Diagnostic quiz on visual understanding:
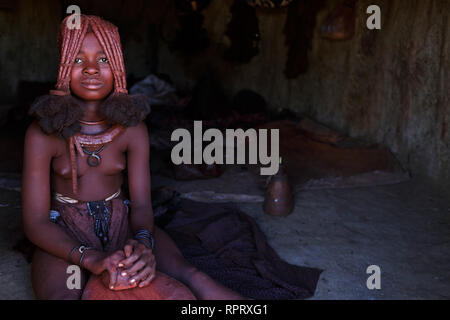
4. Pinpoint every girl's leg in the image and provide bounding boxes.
[152,226,245,300]
[31,248,88,300]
